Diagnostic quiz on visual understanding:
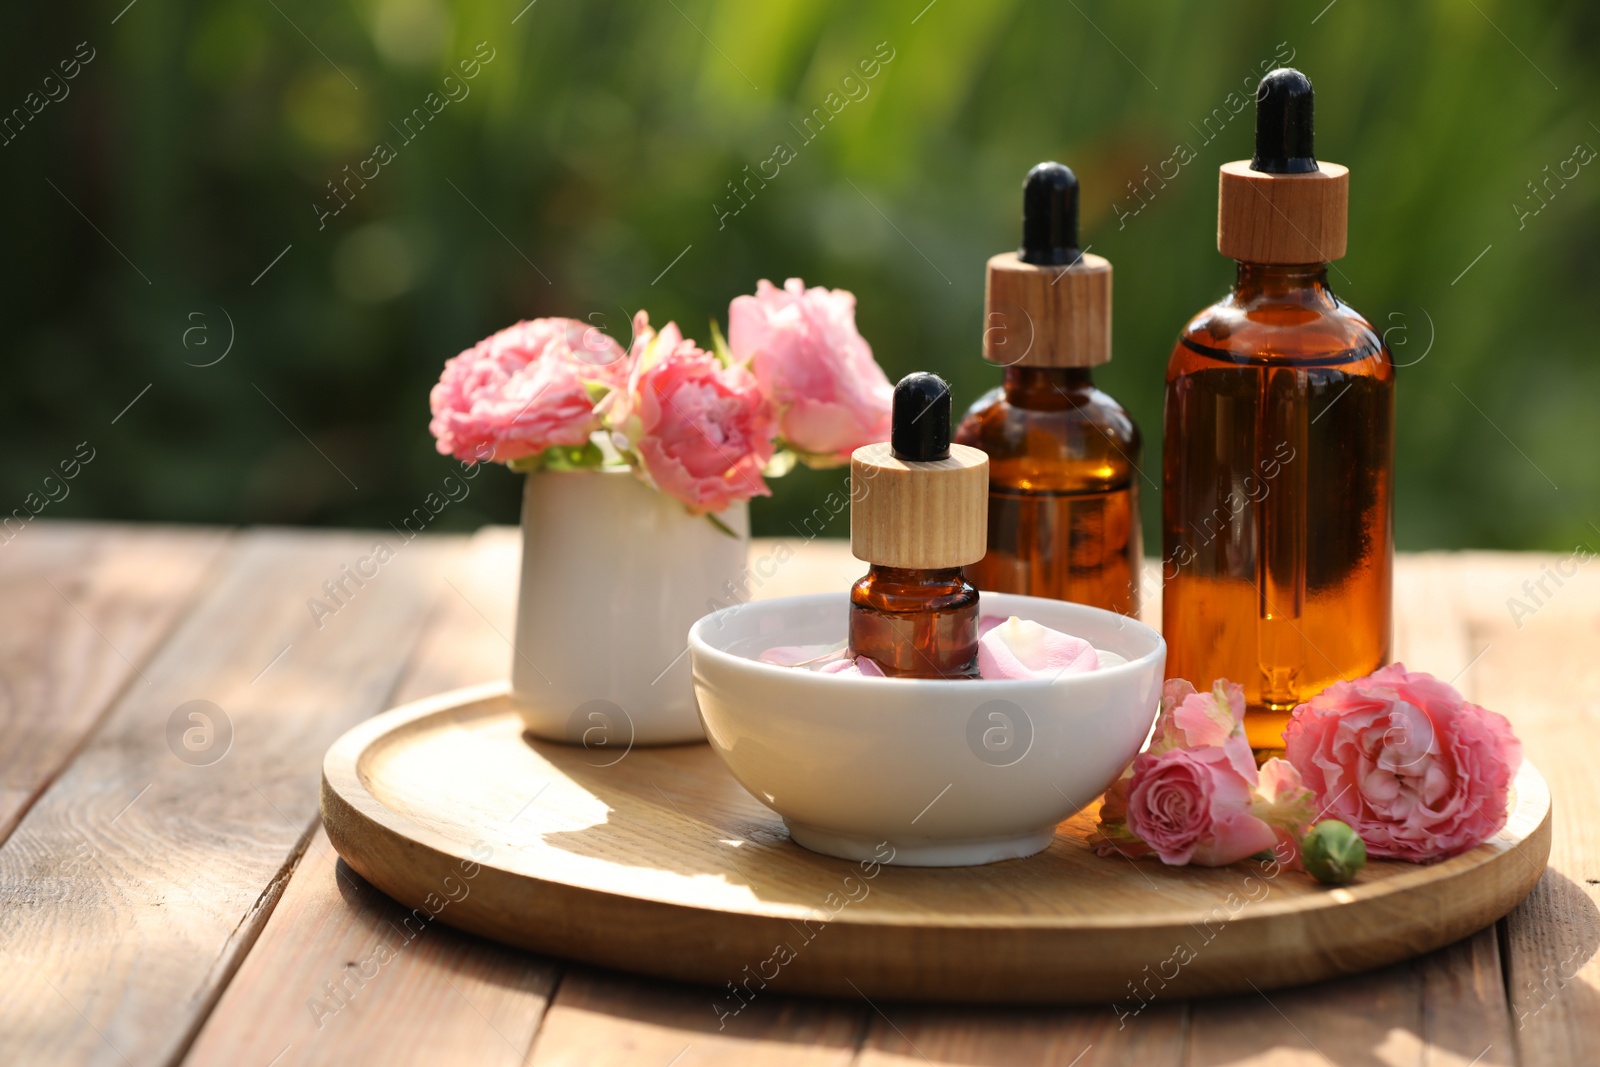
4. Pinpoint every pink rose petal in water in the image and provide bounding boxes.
[759,643,886,676]
[976,616,1099,680]
[819,655,886,677]
[763,616,1104,681]
[758,644,846,668]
